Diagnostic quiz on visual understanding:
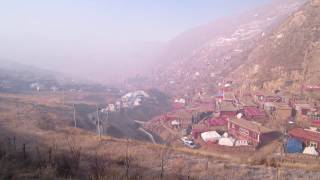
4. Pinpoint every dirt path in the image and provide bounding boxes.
[138,127,156,144]
[160,120,179,135]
